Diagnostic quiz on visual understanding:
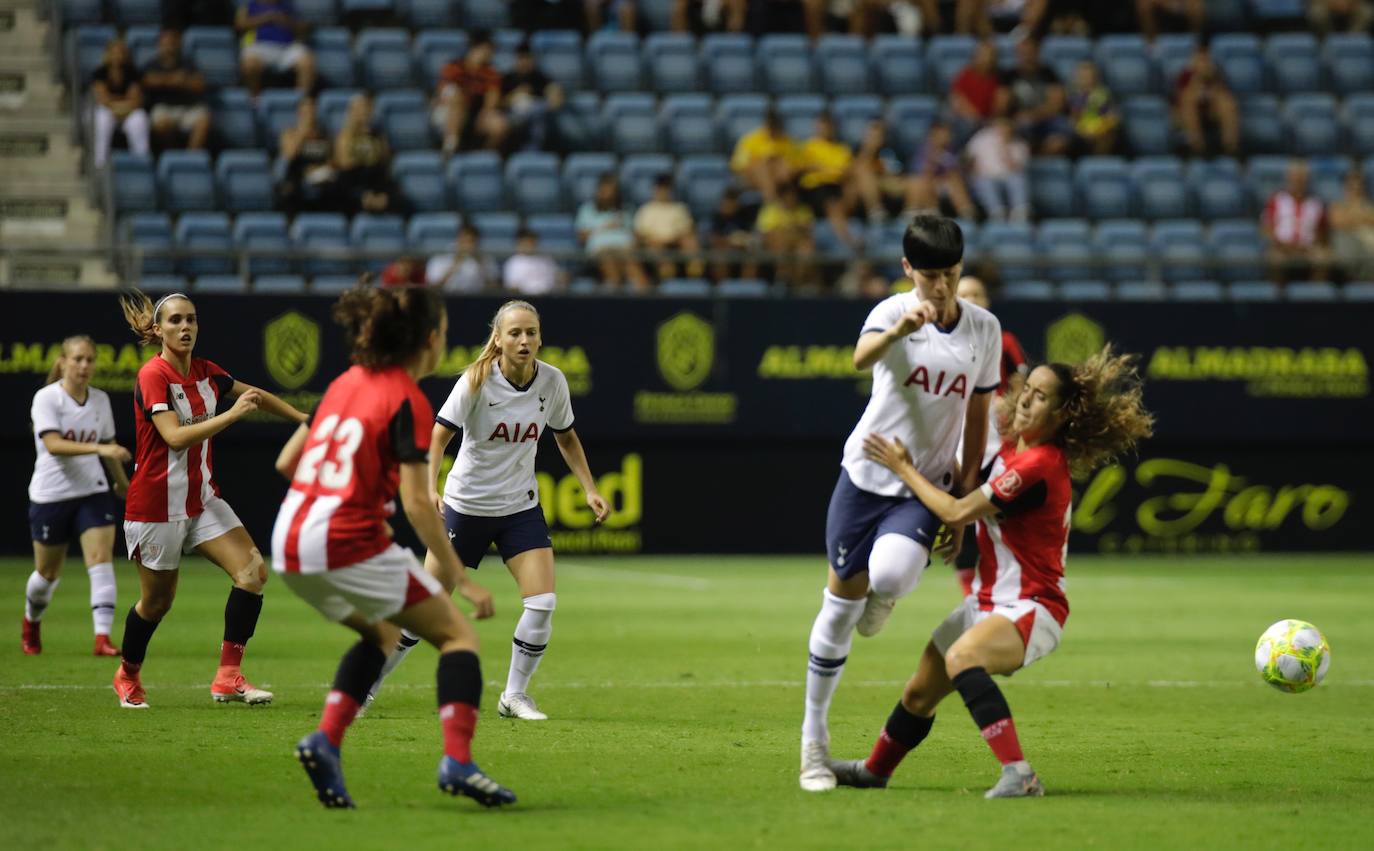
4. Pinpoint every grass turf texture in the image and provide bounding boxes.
[2,554,1372,850]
